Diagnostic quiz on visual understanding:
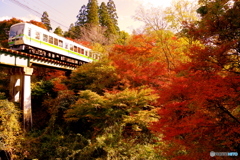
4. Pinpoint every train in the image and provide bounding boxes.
[8,22,99,65]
